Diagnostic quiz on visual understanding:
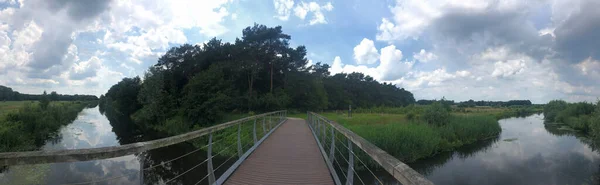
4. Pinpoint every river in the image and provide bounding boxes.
[2,110,600,184]
[0,106,227,185]
[406,114,600,185]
